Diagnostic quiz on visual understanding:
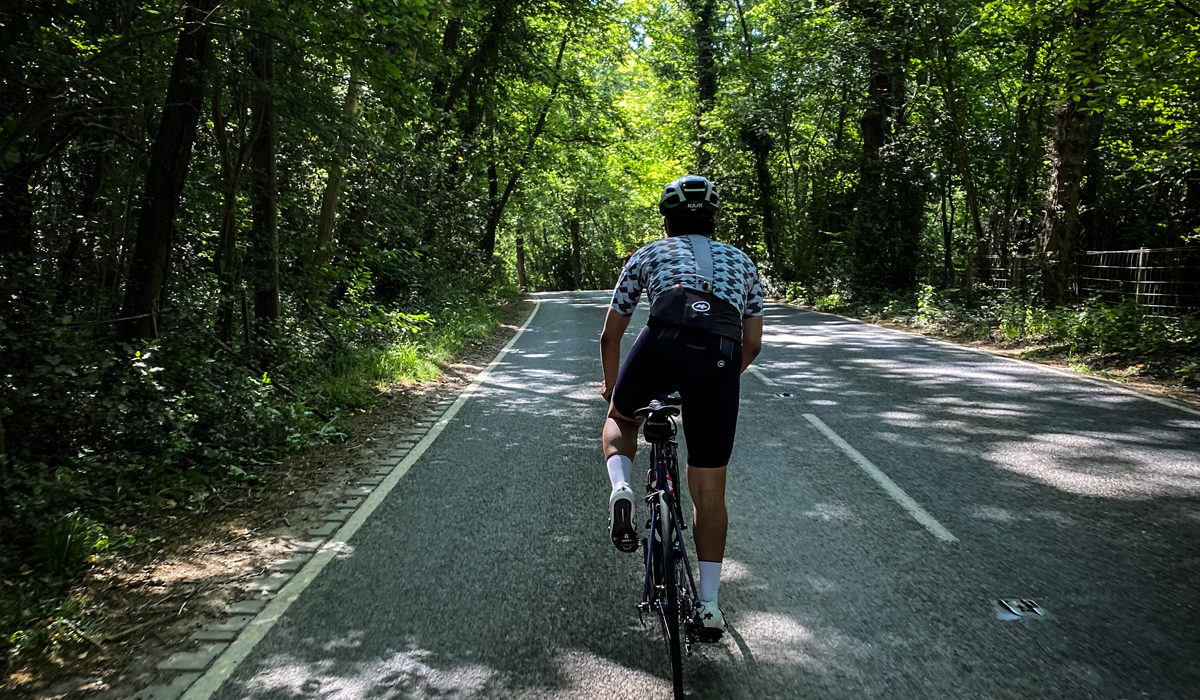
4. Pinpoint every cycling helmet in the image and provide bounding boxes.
[658,175,720,219]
